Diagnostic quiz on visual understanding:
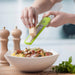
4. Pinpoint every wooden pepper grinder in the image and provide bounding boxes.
[11,26,22,51]
[0,27,10,66]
